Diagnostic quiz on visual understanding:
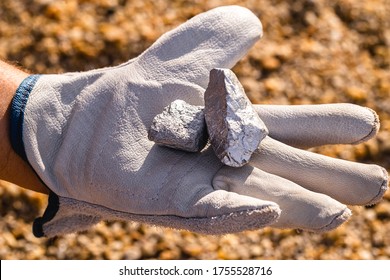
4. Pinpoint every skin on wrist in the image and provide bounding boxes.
[0,60,49,194]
